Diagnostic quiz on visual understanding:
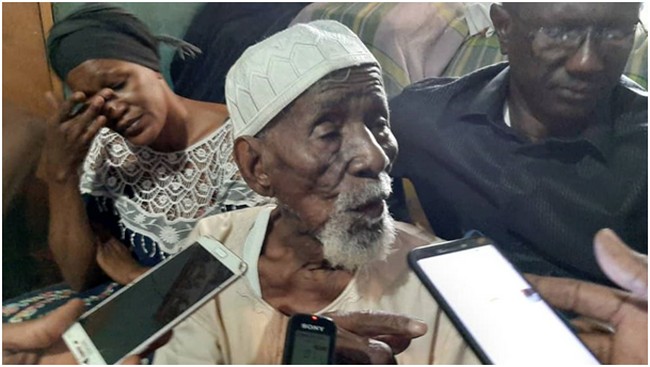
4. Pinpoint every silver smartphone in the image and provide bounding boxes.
[62,236,246,364]
[408,236,600,365]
